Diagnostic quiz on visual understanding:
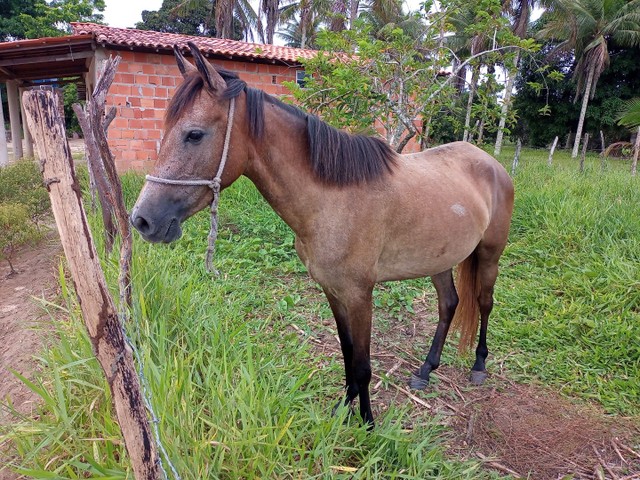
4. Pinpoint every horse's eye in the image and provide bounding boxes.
[186,130,204,143]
